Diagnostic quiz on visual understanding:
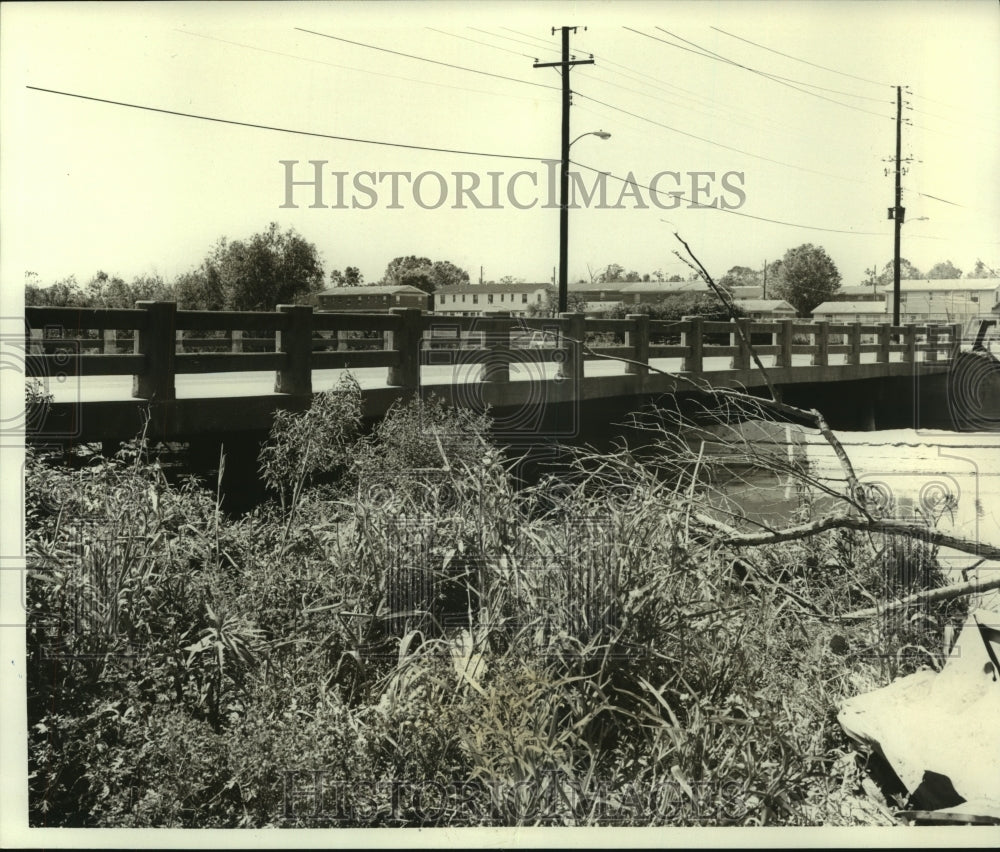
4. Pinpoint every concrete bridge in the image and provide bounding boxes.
[23,302,975,447]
